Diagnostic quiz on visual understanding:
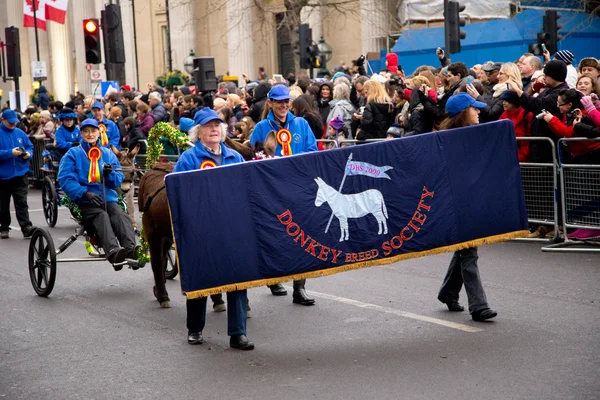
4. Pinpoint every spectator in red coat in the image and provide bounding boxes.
[499,91,532,162]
